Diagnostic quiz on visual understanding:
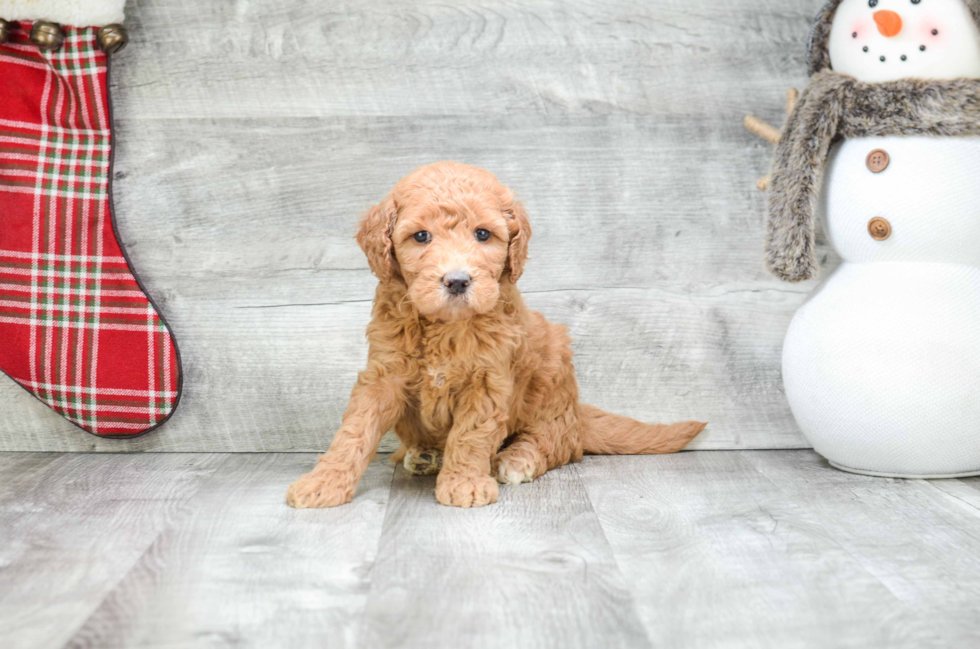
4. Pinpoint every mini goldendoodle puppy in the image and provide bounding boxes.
[287,162,706,509]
